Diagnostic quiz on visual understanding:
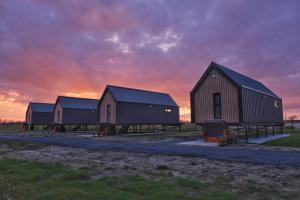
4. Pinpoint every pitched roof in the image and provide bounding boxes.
[105,85,178,107]
[192,62,278,97]
[214,63,278,97]
[57,96,99,110]
[29,103,54,112]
